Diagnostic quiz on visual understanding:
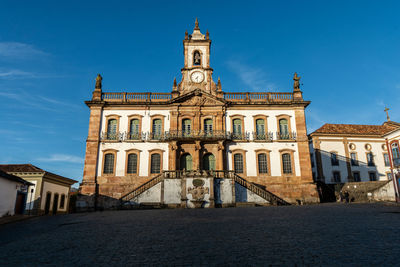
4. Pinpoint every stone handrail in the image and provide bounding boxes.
[102,92,172,102]
[232,173,290,205]
[223,92,293,102]
[120,173,165,202]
